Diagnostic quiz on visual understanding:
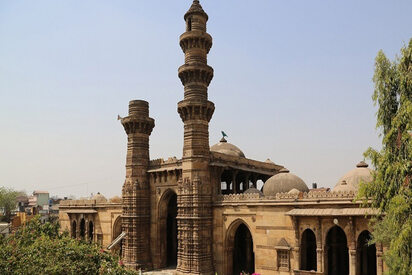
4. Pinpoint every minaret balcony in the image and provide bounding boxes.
[180,31,212,53]
[121,116,155,135]
[178,64,214,86]
[177,100,215,122]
